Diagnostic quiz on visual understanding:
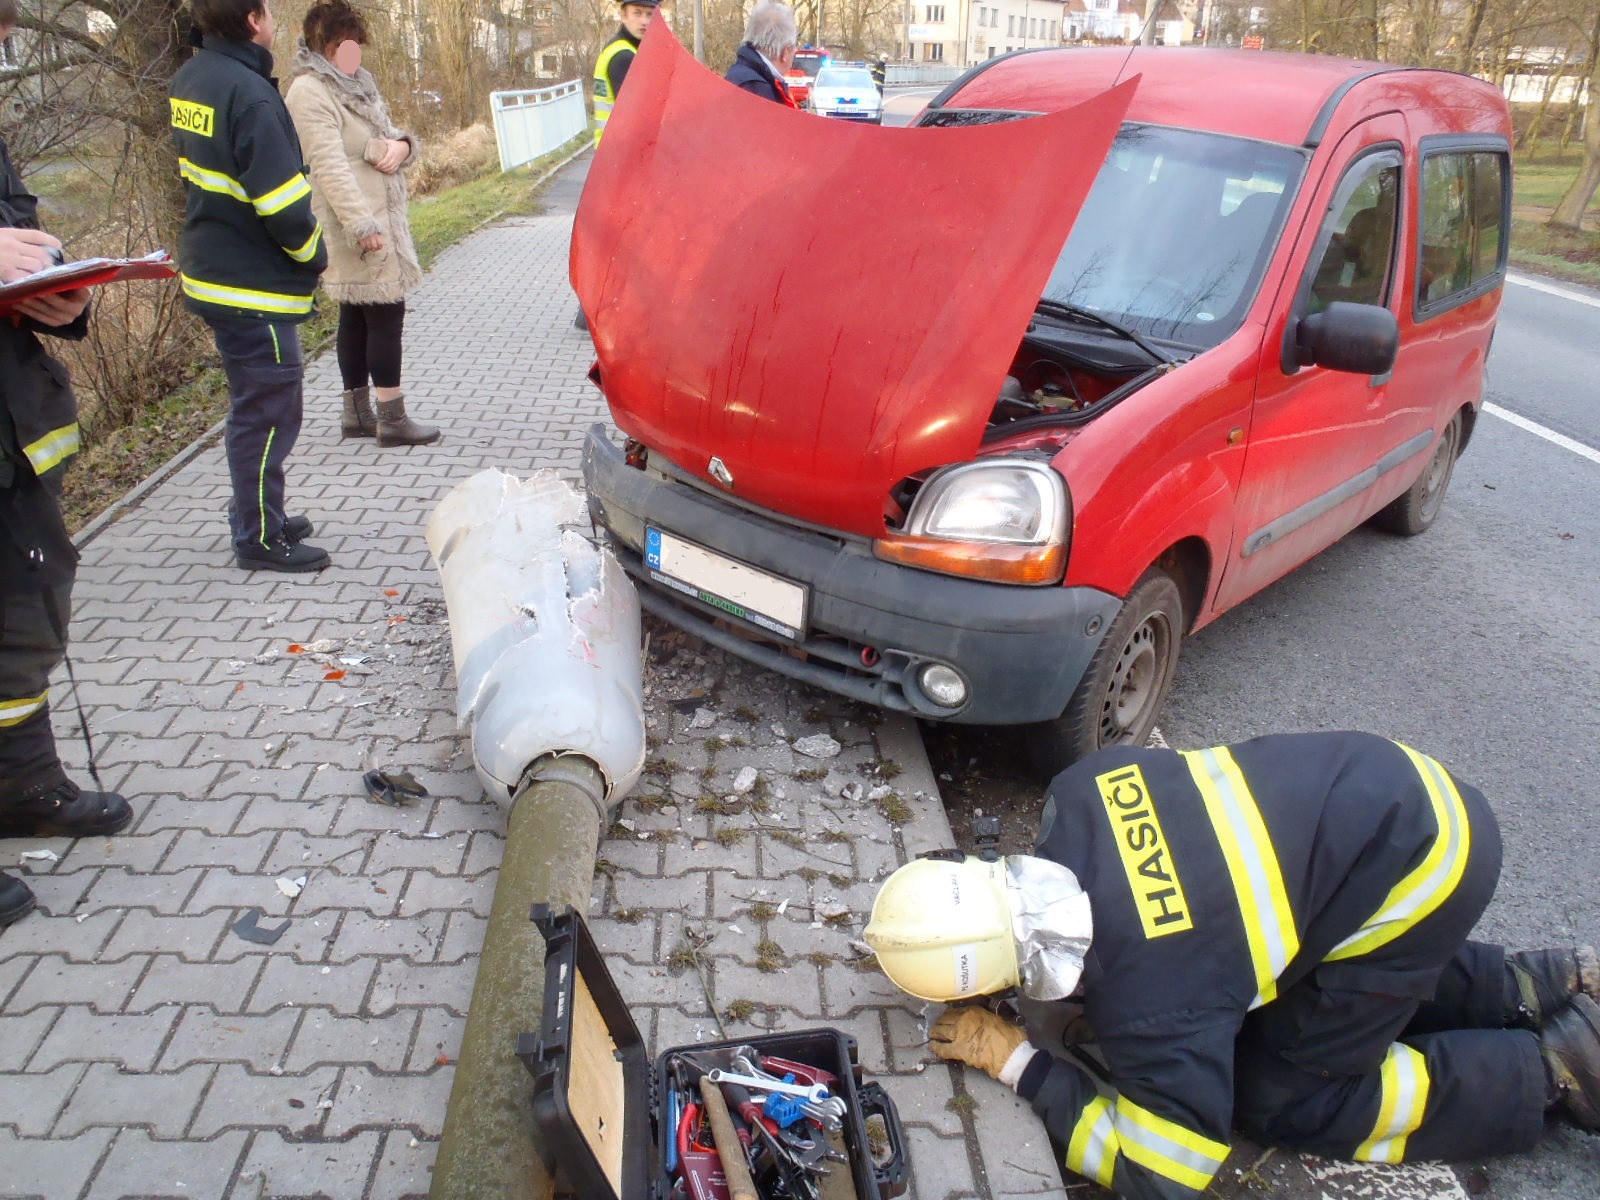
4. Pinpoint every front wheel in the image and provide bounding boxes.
[1370,410,1463,536]
[1024,569,1185,782]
